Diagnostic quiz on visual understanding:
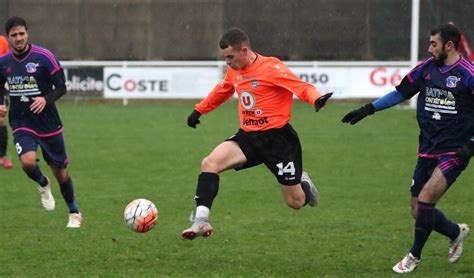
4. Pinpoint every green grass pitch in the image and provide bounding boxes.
[0,100,472,277]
